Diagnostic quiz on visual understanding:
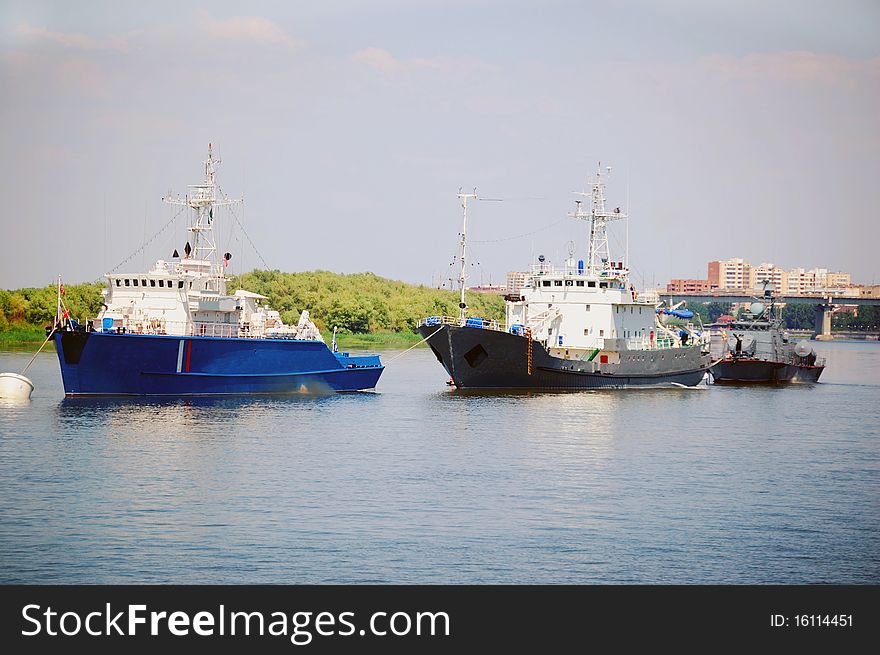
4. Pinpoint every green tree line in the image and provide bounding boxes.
[0,282,104,335]
[230,270,504,334]
[0,271,505,338]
